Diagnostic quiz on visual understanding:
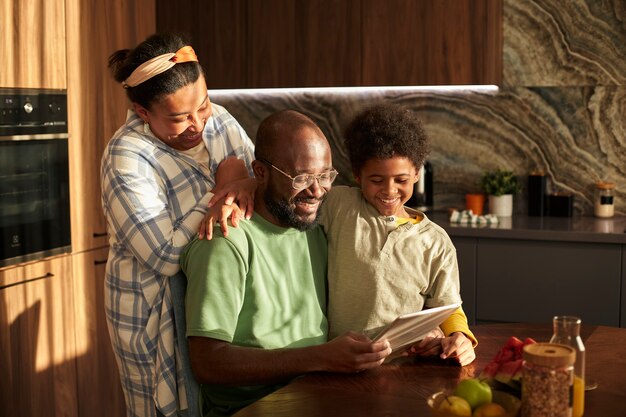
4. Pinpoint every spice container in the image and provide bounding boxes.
[522,343,575,417]
[549,316,585,417]
[594,181,615,218]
